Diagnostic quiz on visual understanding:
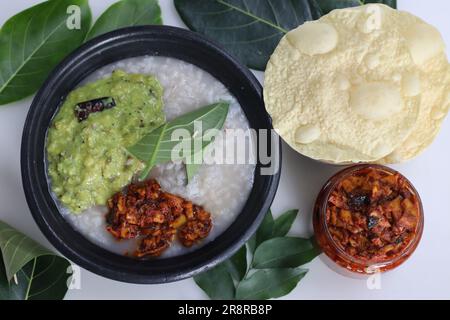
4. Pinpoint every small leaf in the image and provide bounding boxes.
[0,0,92,105]
[127,102,229,180]
[185,149,206,183]
[248,210,274,253]
[86,0,162,40]
[253,237,320,269]
[272,209,298,238]
[135,123,168,180]
[235,267,308,300]
[0,221,71,300]
[194,264,235,300]
[225,245,247,282]
[186,162,202,183]
[174,0,321,70]
[246,237,256,255]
